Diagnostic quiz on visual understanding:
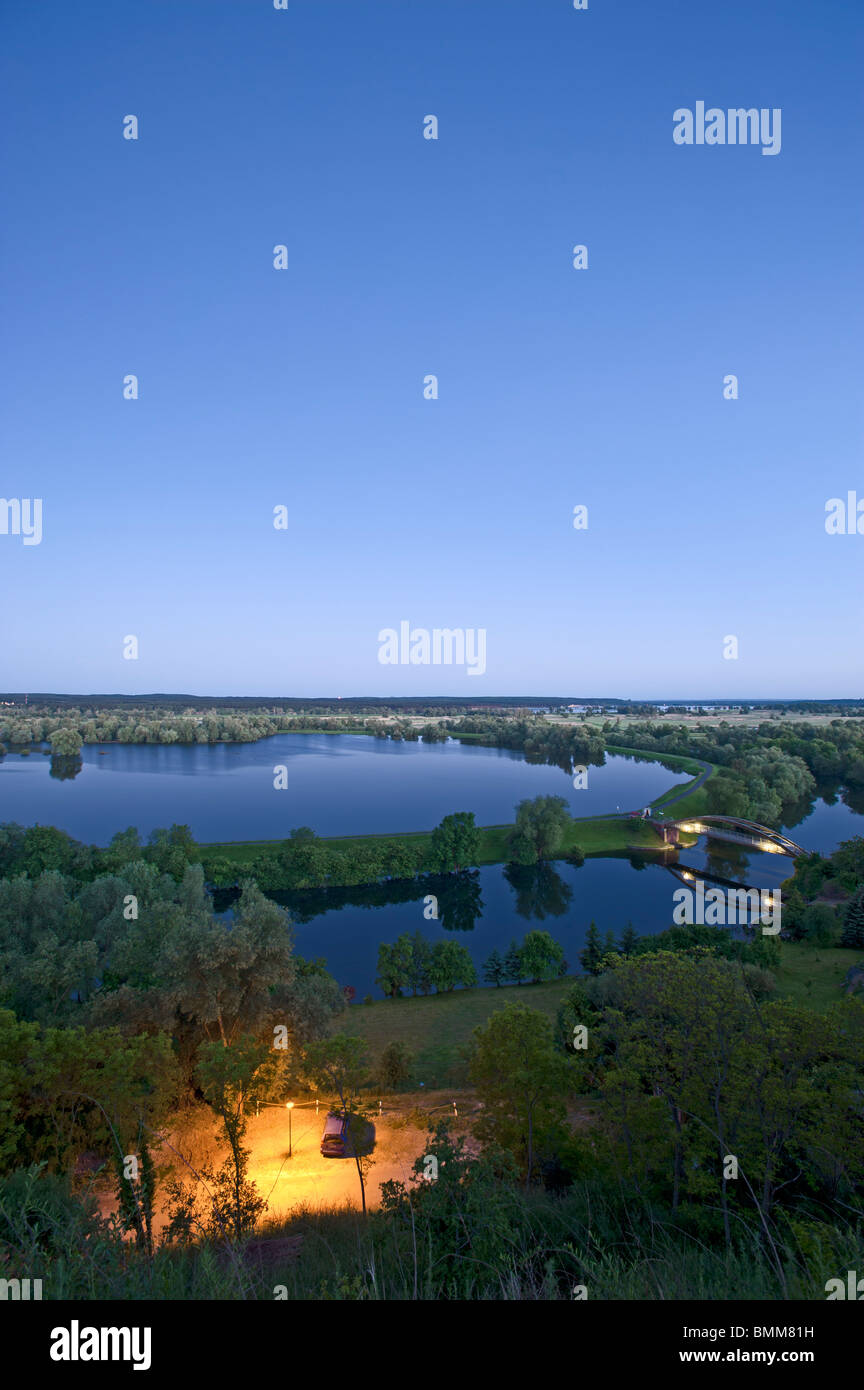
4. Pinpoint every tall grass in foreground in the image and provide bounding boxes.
[2,1166,861,1300]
